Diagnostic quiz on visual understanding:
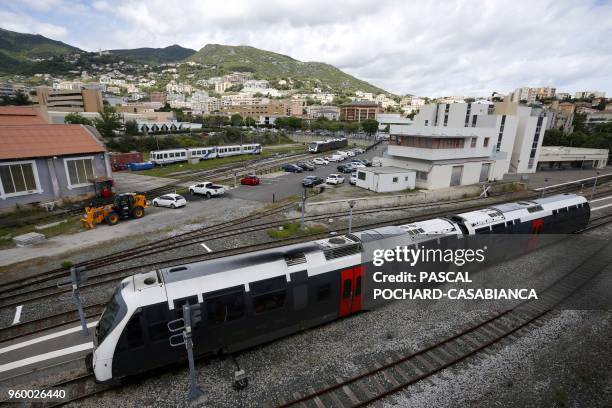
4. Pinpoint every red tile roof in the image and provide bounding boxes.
[0,124,106,160]
[0,106,49,126]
